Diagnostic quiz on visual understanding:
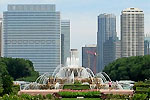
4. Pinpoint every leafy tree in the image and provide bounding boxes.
[103,55,150,81]
[0,57,39,81]
[0,62,8,95]
[2,73,13,95]
[0,57,39,96]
